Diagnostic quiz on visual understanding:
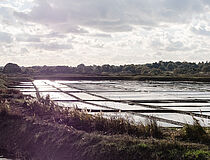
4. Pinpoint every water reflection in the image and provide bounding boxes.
[17,80,210,127]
